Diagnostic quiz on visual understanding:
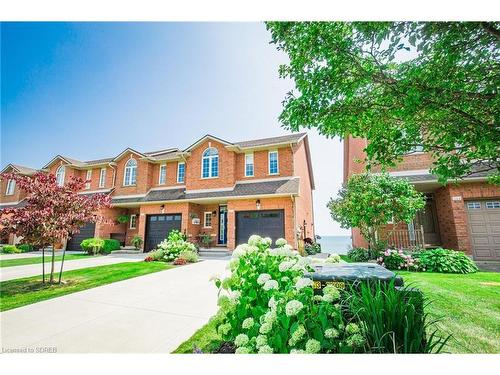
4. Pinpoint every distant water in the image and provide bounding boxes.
[317,235,352,255]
